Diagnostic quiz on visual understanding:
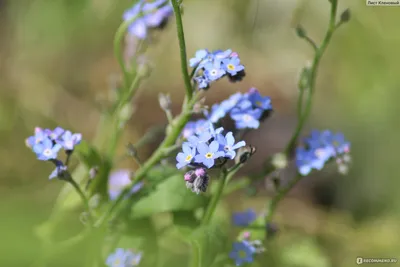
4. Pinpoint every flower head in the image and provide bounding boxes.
[106,248,142,267]
[176,143,197,169]
[229,241,256,266]
[49,160,68,180]
[123,0,173,40]
[194,141,225,168]
[32,137,62,161]
[232,209,257,227]
[230,108,263,129]
[247,88,272,111]
[108,169,143,201]
[57,130,82,151]
[25,127,48,148]
[217,132,246,159]
[190,49,245,89]
[296,130,351,176]
[222,57,244,76]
